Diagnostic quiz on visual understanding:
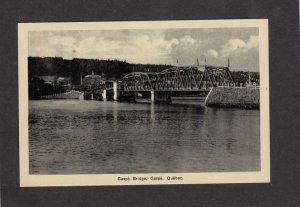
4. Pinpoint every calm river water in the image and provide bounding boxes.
[29,100,260,174]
